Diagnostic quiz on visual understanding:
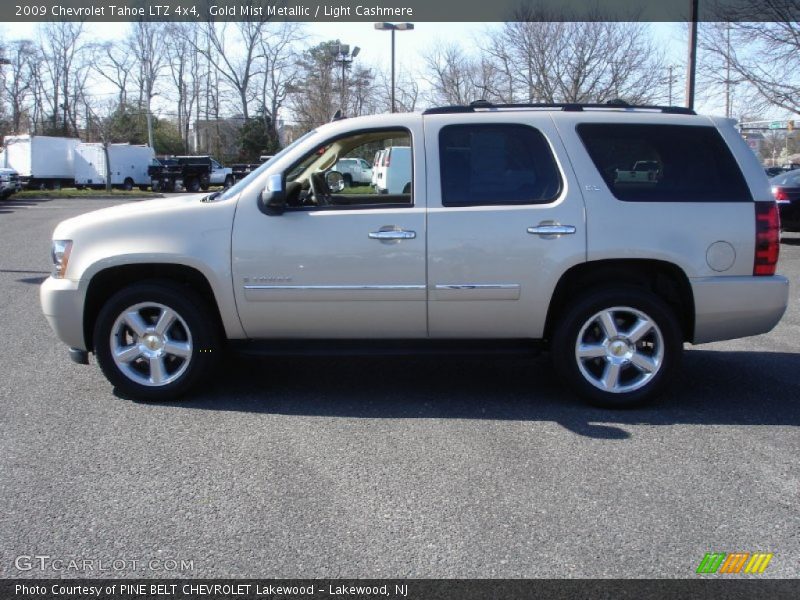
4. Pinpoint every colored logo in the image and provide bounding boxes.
[696,552,773,574]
